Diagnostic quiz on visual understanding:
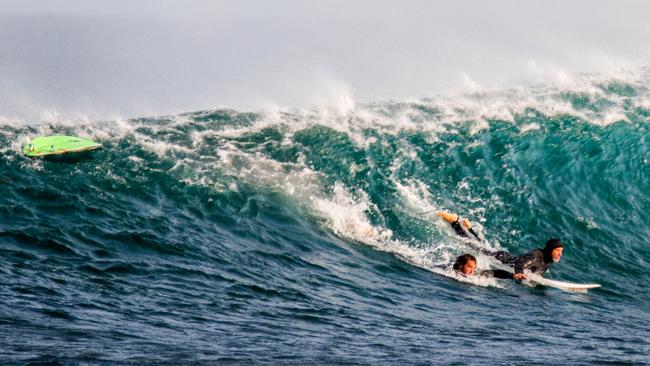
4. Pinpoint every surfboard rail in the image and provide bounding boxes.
[524,272,601,293]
